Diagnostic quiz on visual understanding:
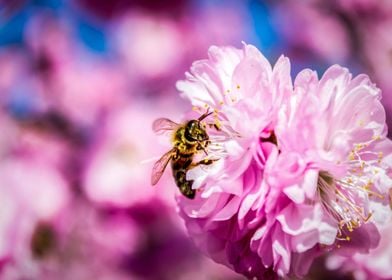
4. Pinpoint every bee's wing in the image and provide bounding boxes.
[152,118,179,134]
[151,149,175,185]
